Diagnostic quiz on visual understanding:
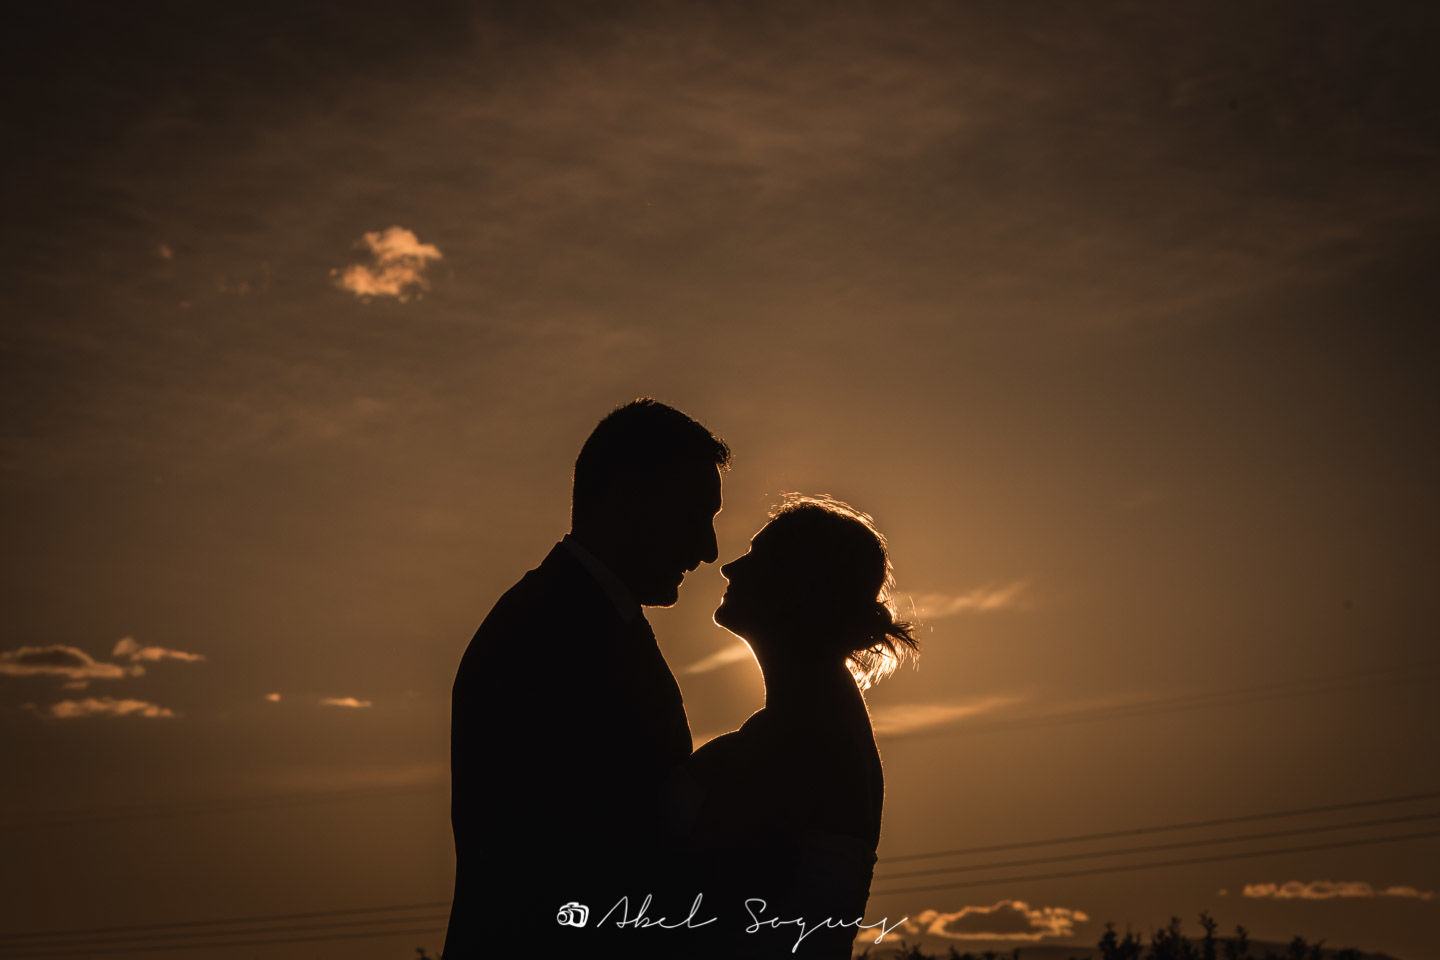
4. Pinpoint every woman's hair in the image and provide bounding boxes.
[764,493,919,690]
